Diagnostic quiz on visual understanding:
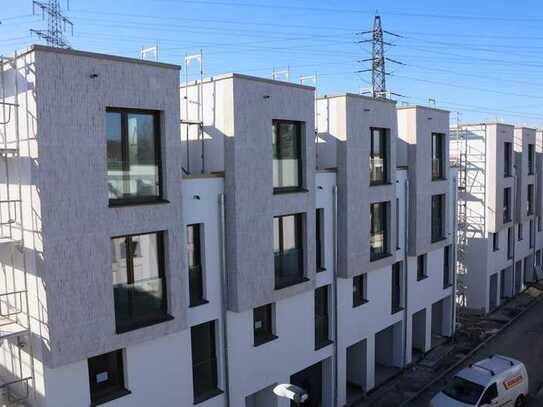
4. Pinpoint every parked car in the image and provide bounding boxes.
[430,355,528,406]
